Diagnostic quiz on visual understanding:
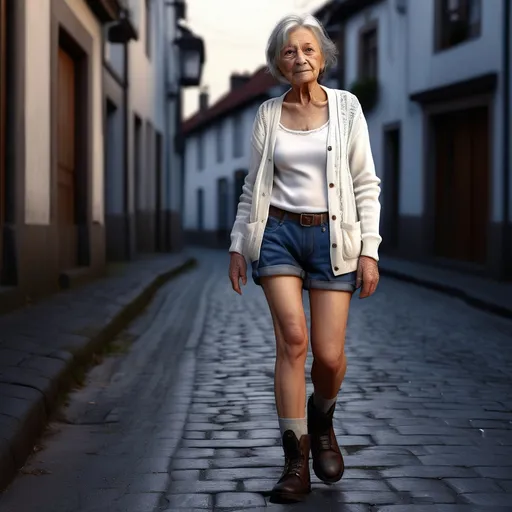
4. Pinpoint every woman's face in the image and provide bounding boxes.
[278,27,325,86]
